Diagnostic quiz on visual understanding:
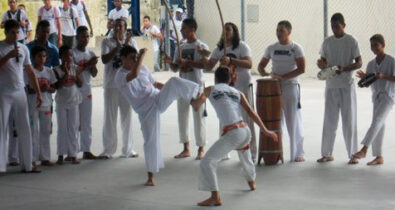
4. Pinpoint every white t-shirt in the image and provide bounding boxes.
[263,41,304,85]
[1,9,28,41]
[211,41,252,89]
[54,65,82,108]
[26,66,57,109]
[115,65,159,114]
[108,7,129,24]
[0,41,31,91]
[72,48,96,97]
[319,34,361,88]
[366,54,395,103]
[101,36,139,88]
[173,39,209,86]
[141,25,161,51]
[209,83,243,128]
[37,6,61,34]
[71,0,88,27]
[59,7,78,36]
